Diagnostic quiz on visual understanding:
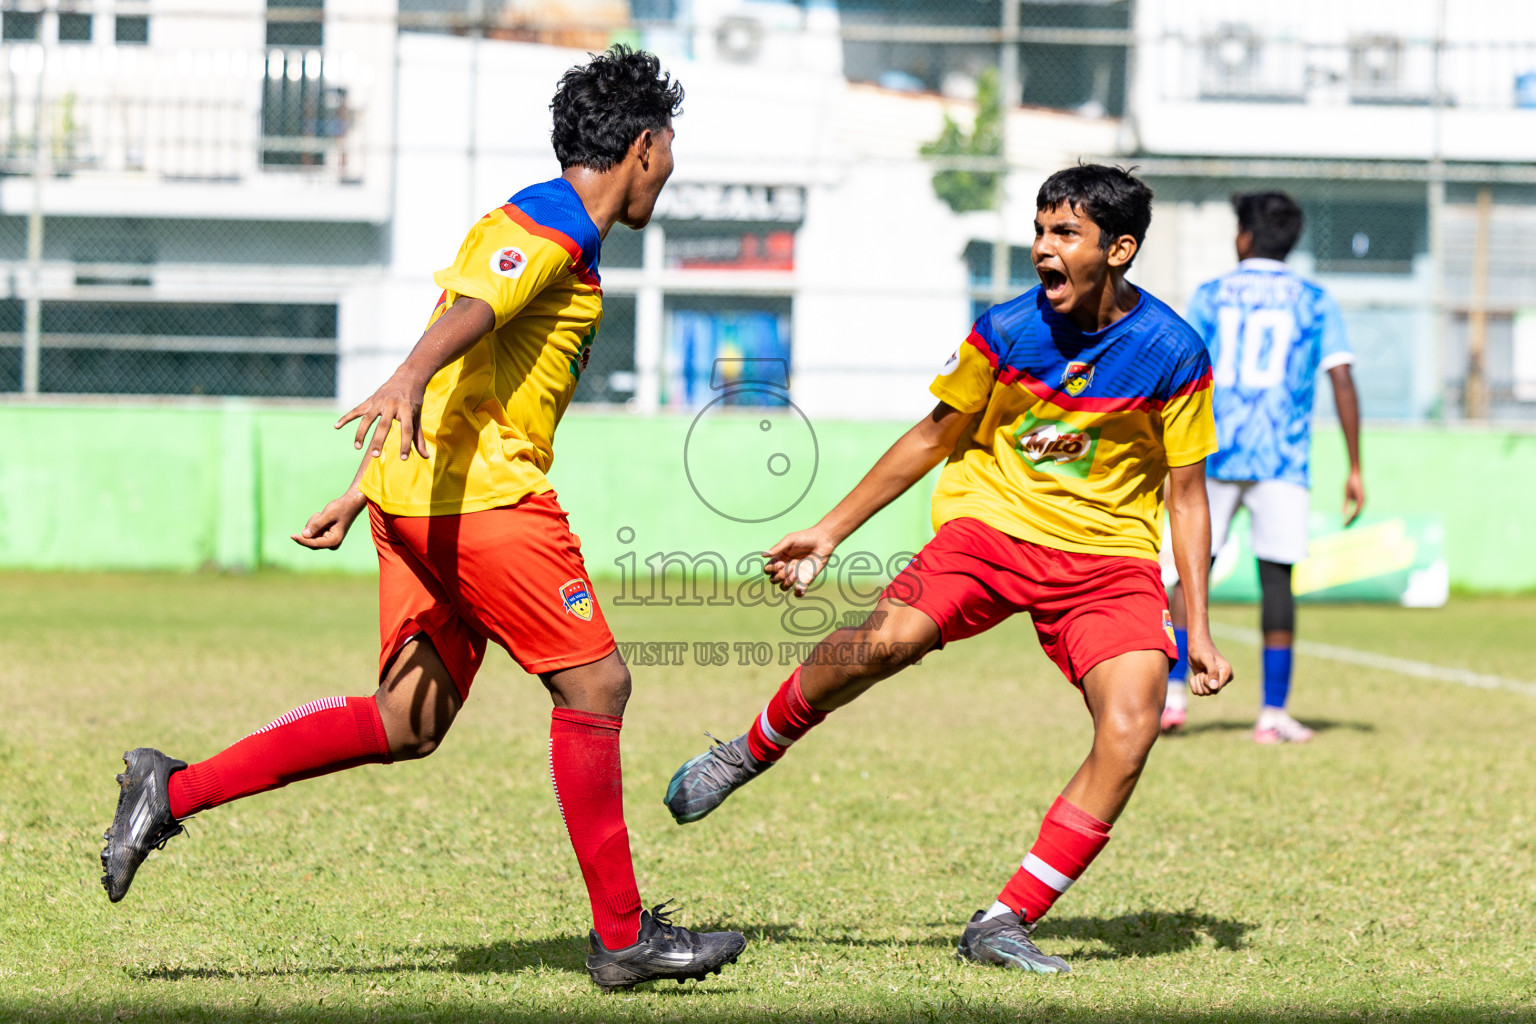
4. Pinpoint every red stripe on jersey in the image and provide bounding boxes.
[424,289,449,327]
[998,367,1157,412]
[500,203,602,289]
[501,203,581,258]
[1167,367,1214,399]
[964,329,1001,367]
